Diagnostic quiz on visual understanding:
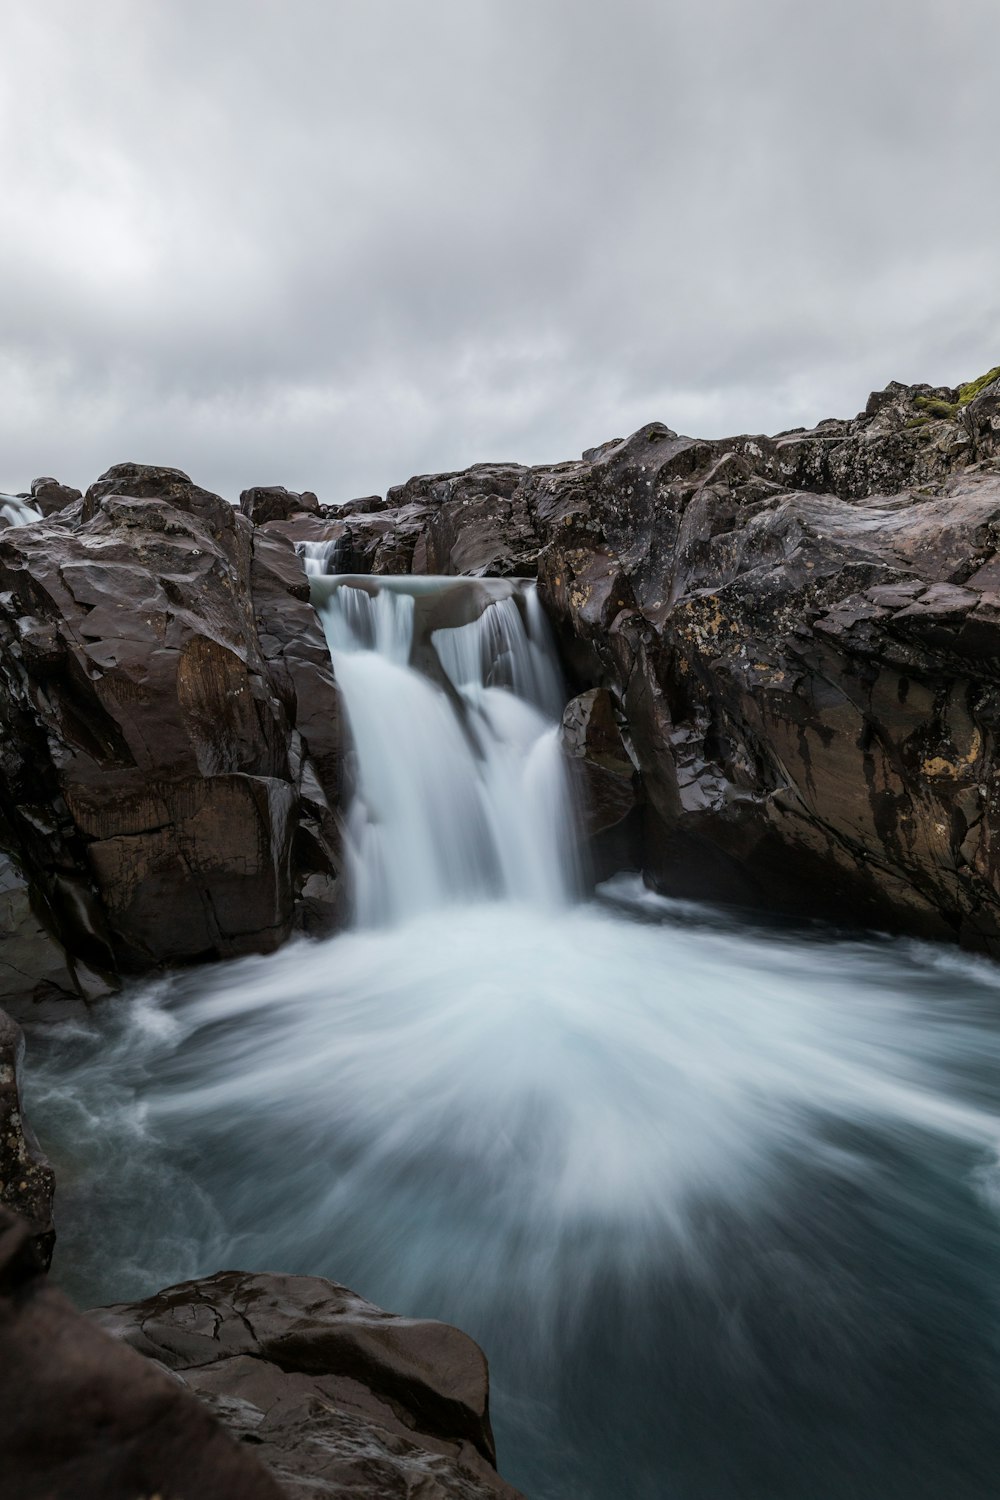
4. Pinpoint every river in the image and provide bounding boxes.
[25,574,1000,1498]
